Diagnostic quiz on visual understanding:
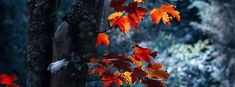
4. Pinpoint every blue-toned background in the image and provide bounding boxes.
[1,0,235,87]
